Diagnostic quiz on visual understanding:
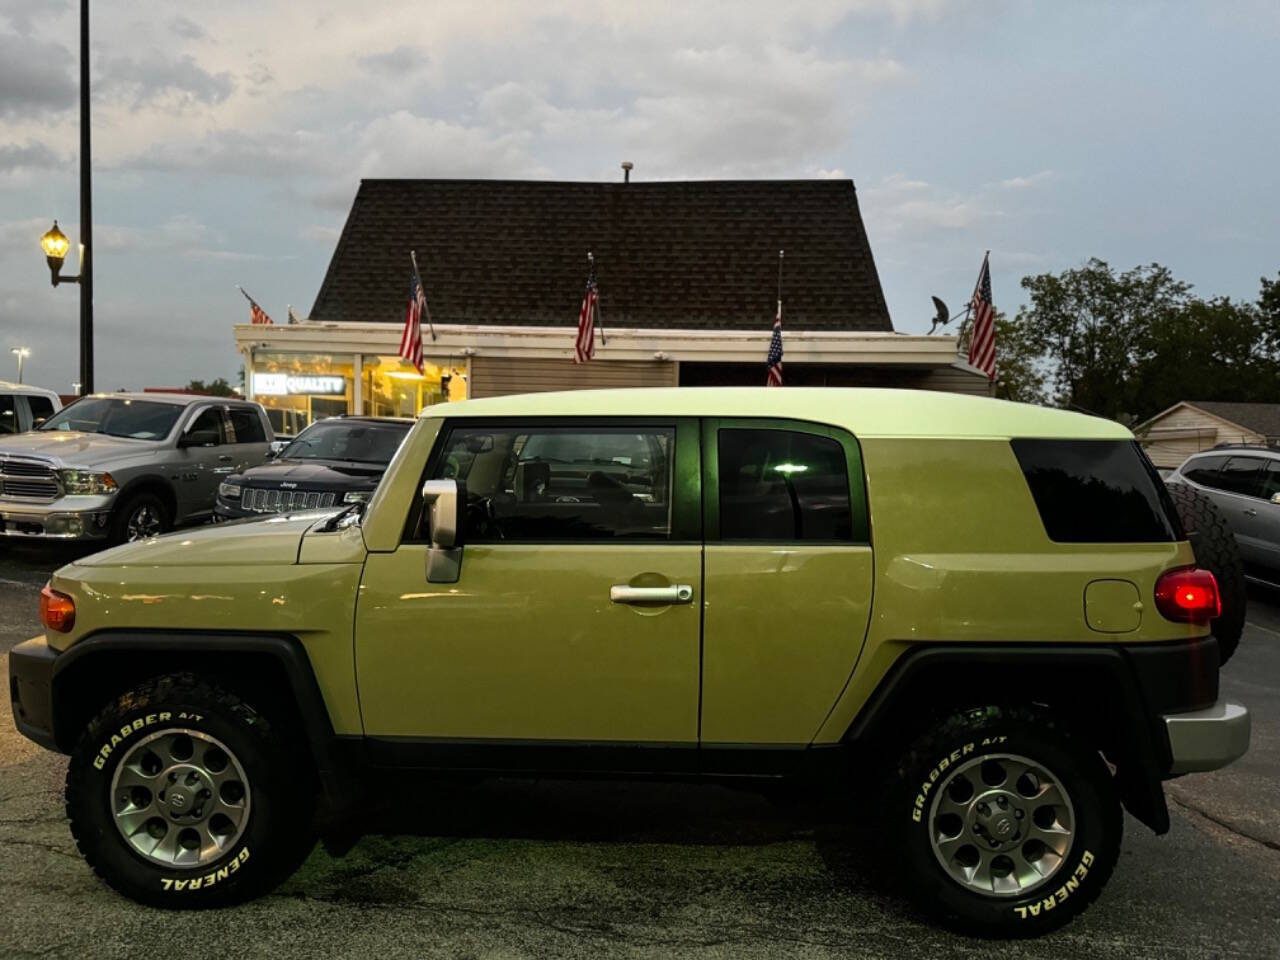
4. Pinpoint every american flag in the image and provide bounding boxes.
[400,274,426,374]
[766,300,783,386]
[967,252,996,379]
[238,287,272,325]
[574,262,599,364]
